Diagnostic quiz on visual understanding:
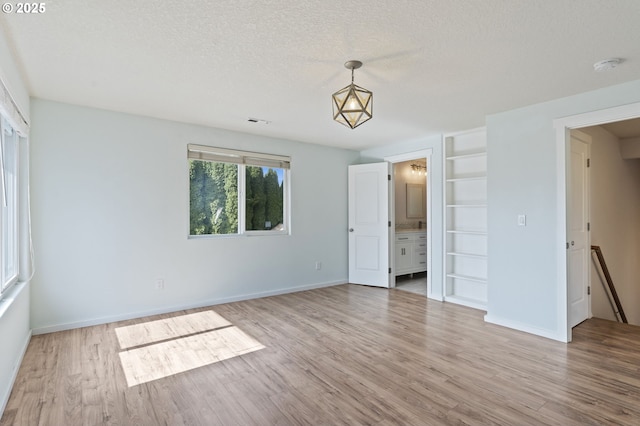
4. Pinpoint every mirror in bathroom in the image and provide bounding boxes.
[406,183,425,219]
